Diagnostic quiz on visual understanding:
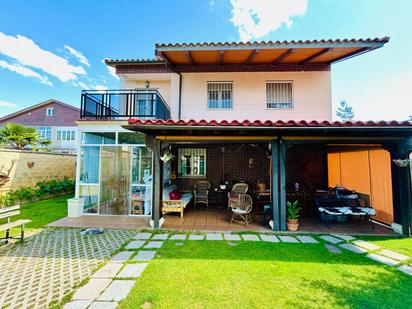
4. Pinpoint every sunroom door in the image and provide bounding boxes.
[99,146,131,215]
